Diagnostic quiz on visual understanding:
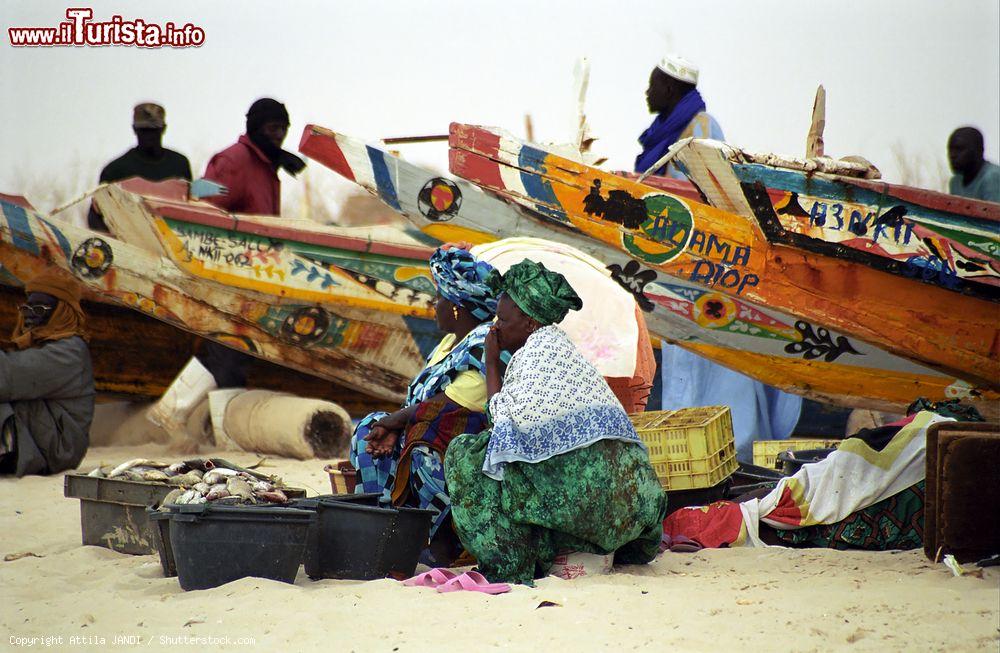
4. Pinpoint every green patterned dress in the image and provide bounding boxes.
[445,430,668,585]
